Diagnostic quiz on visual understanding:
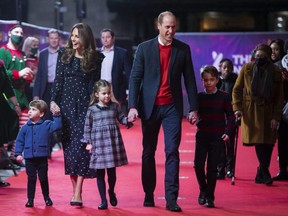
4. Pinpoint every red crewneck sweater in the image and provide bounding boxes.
[155,43,174,105]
